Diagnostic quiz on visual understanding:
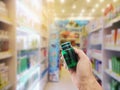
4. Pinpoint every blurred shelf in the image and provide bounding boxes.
[0,16,13,25]
[60,38,76,41]
[29,79,40,90]
[40,46,47,49]
[90,42,102,45]
[105,69,120,82]
[32,81,40,90]
[17,26,40,36]
[0,51,12,60]
[17,64,40,82]
[17,1,40,23]
[89,25,102,34]
[2,84,12,90]
[105,16,120,28]
[93,69,102,80]
[0,36,9,39]
[18,48,39,52]
[40,67,48,80]
[91,54,102,61]
[104,46,120,52]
